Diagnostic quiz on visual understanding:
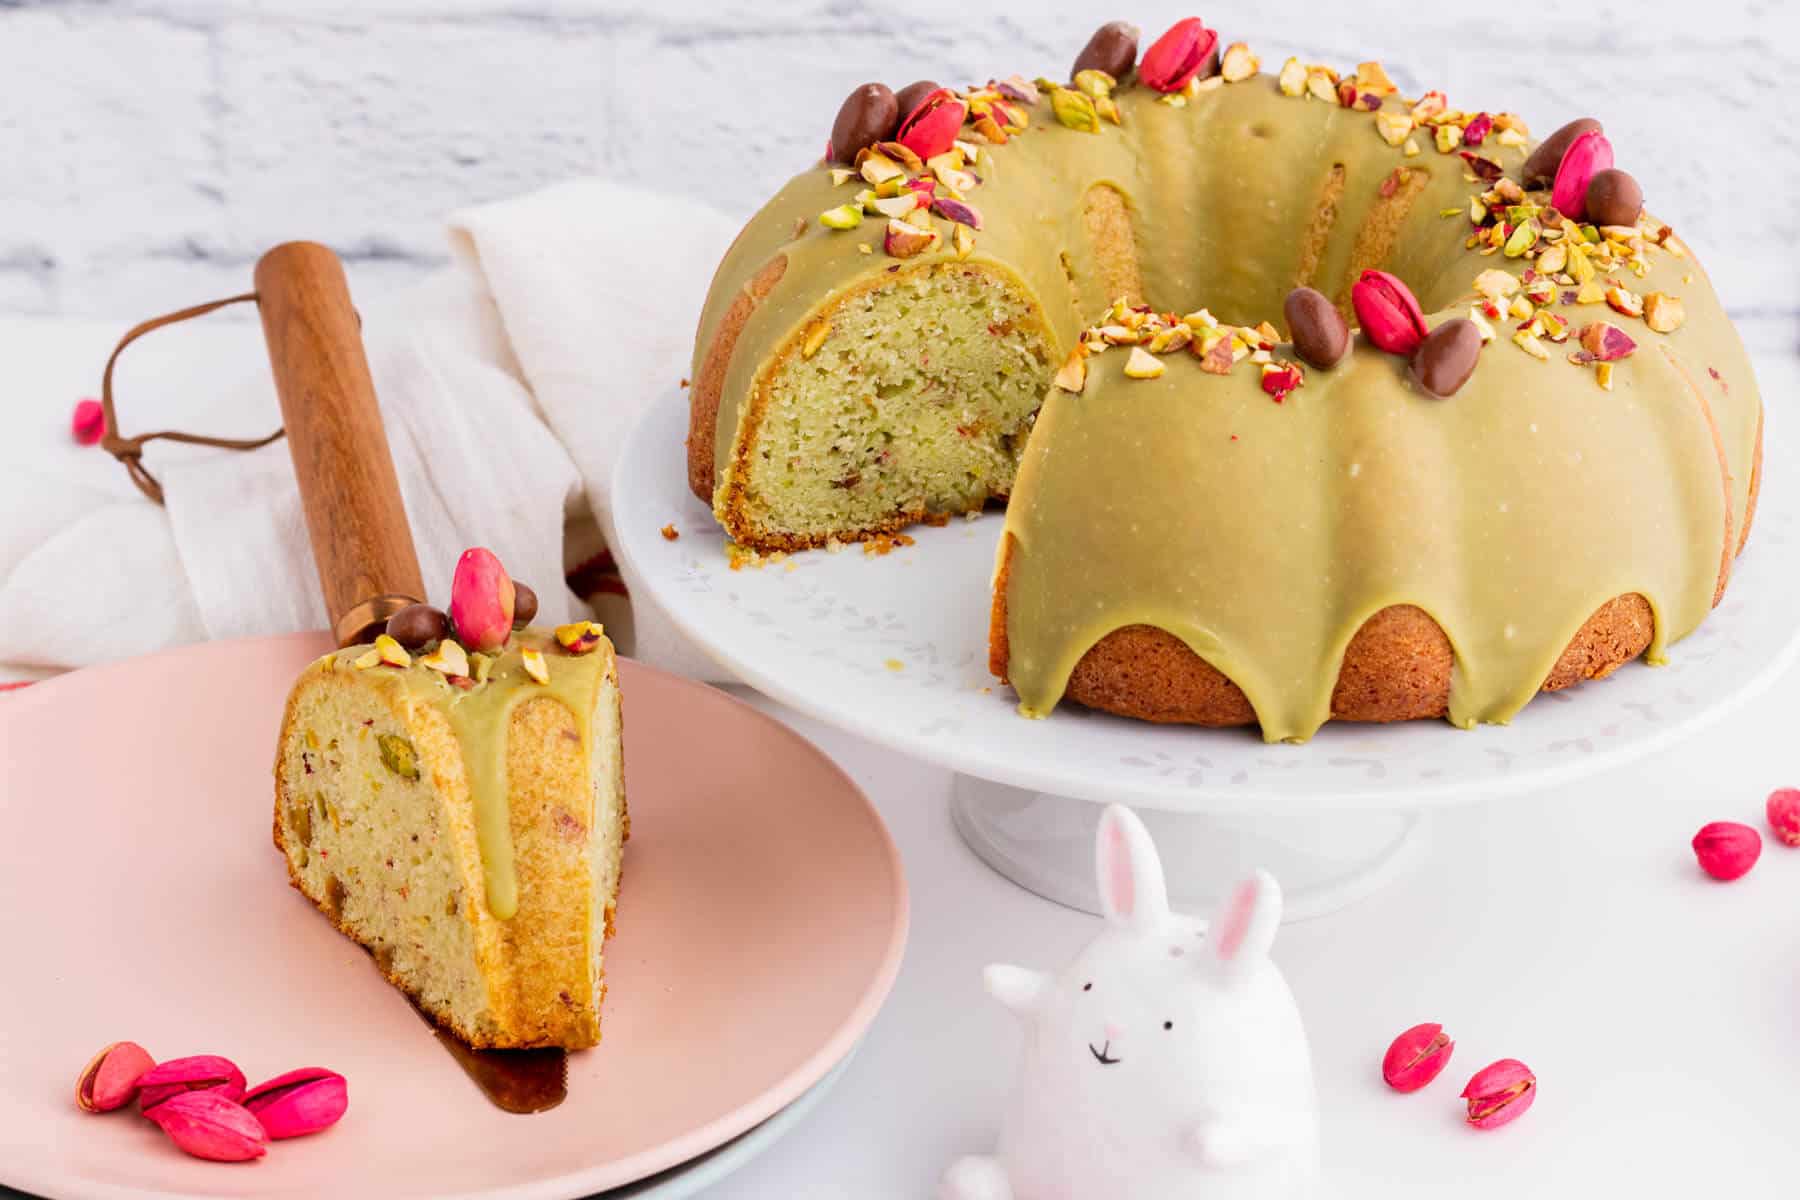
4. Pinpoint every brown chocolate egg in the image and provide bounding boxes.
[1410,319,1485,399]
[1283,286,1351,370]
[830,83,899,164]
[1585,168,1643,227]
[511,581,539,629]
[1072,21,1140,82]
[386,603,450,649]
